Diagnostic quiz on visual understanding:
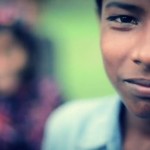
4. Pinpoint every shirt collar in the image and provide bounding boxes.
[77,97,122,150]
